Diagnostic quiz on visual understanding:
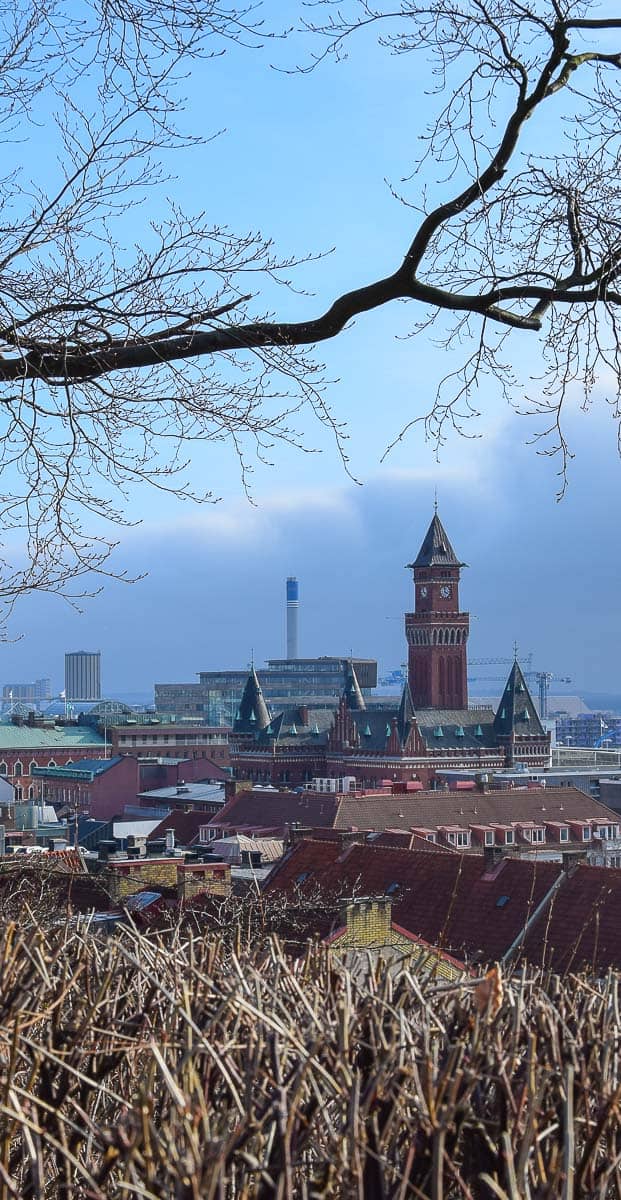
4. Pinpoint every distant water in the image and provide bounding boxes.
[581,693,621,715]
